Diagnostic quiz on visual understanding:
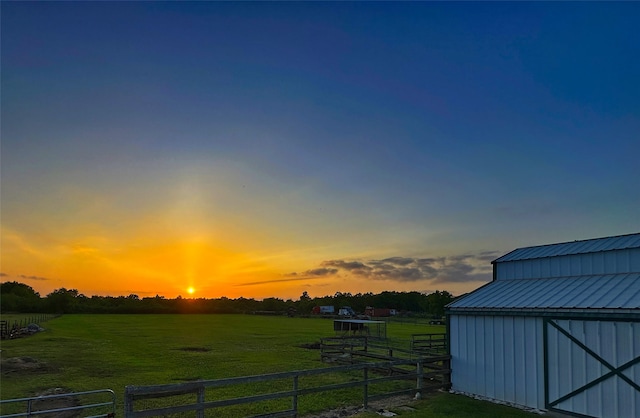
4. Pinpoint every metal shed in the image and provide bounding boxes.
[446,233,640,417]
